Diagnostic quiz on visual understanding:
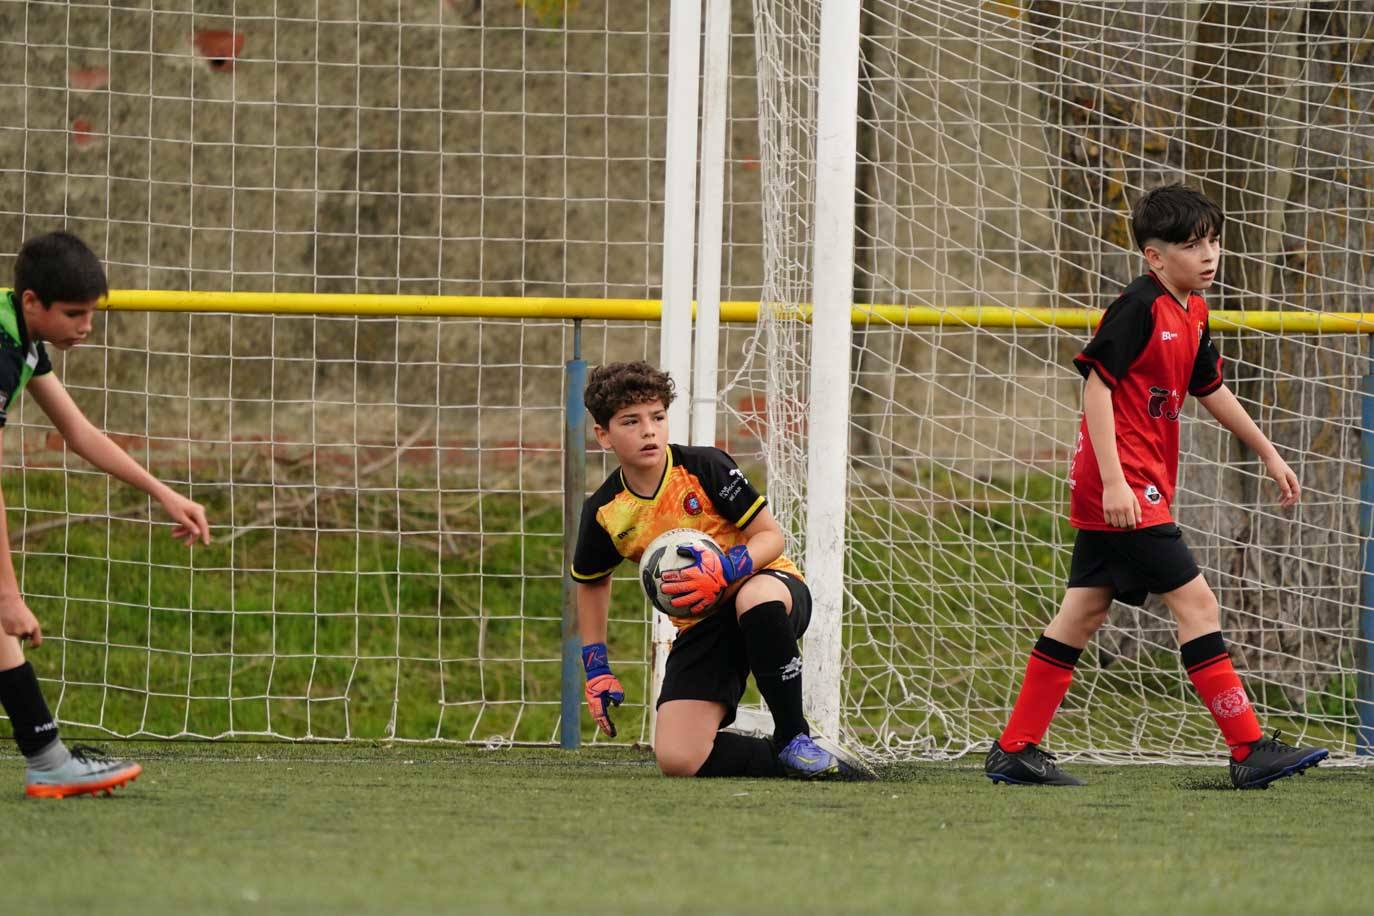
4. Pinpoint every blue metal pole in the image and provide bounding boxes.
[561,321,587,749]
[1359,334,1374,752]
[1360,333,1374,754]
